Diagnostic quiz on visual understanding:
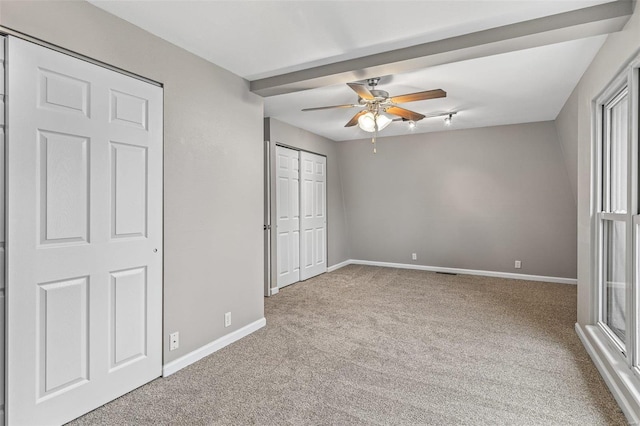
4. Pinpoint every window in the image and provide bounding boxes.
[598,87,630,351]
[595,60,638,368]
